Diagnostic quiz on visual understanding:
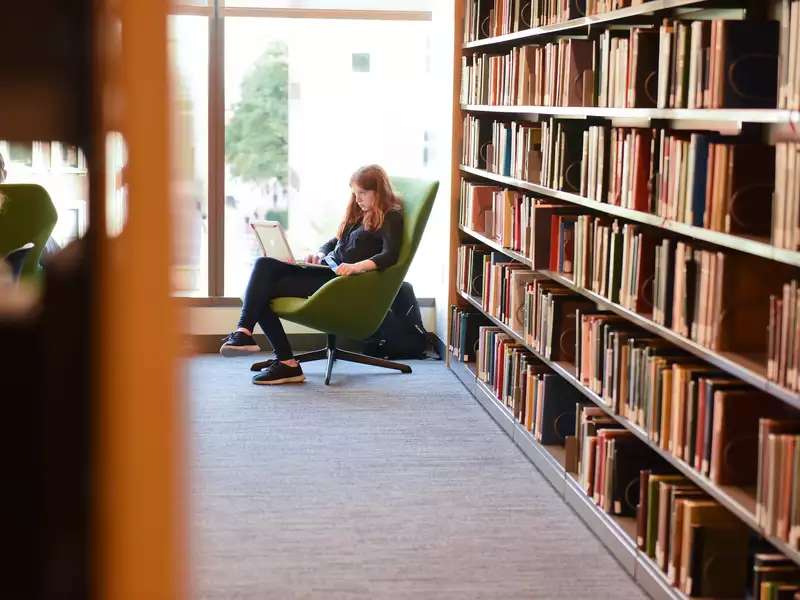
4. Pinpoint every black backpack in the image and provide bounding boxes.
[363,282,430,360]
